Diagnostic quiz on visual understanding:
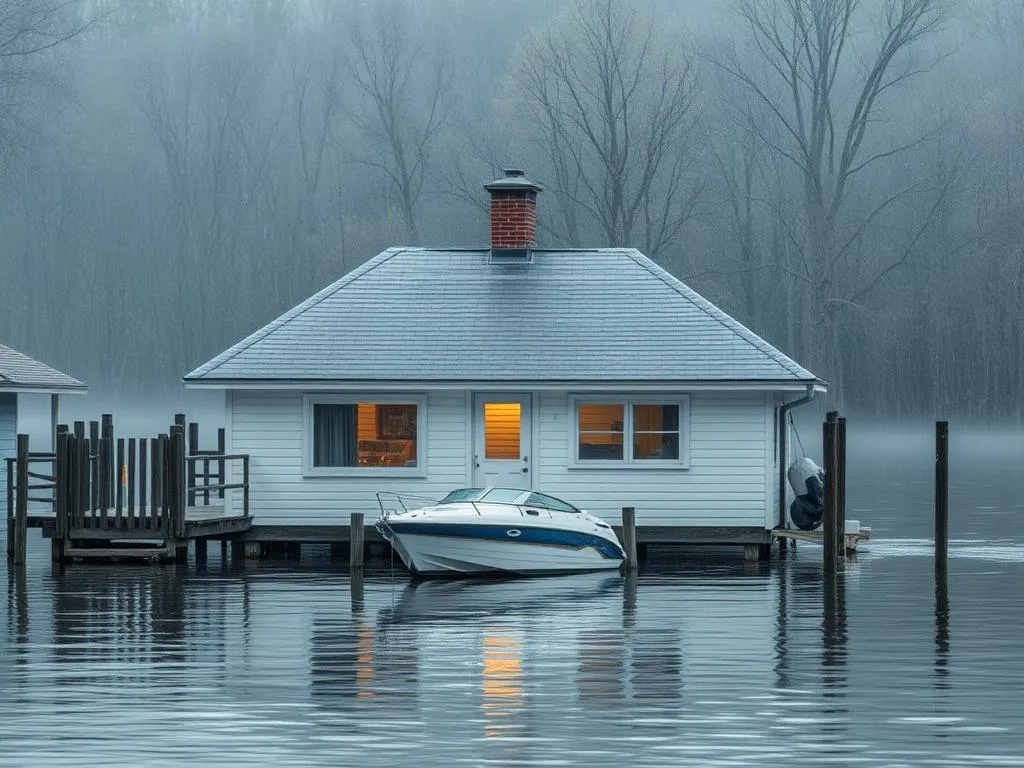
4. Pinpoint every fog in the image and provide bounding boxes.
[2,0,1022,421]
